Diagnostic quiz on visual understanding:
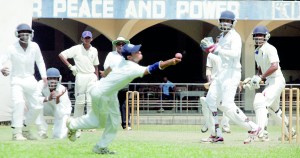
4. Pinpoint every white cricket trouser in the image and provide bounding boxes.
[74,73,97,118]
[206,68,258,132]
[69,87,120,148]
[36,102,70,139]
[255,76,287,135]
[11,76,42,129]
